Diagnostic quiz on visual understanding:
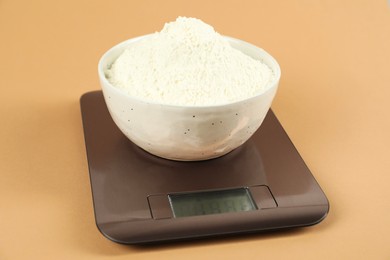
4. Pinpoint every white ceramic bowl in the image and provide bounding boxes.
[98,35,281,161]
